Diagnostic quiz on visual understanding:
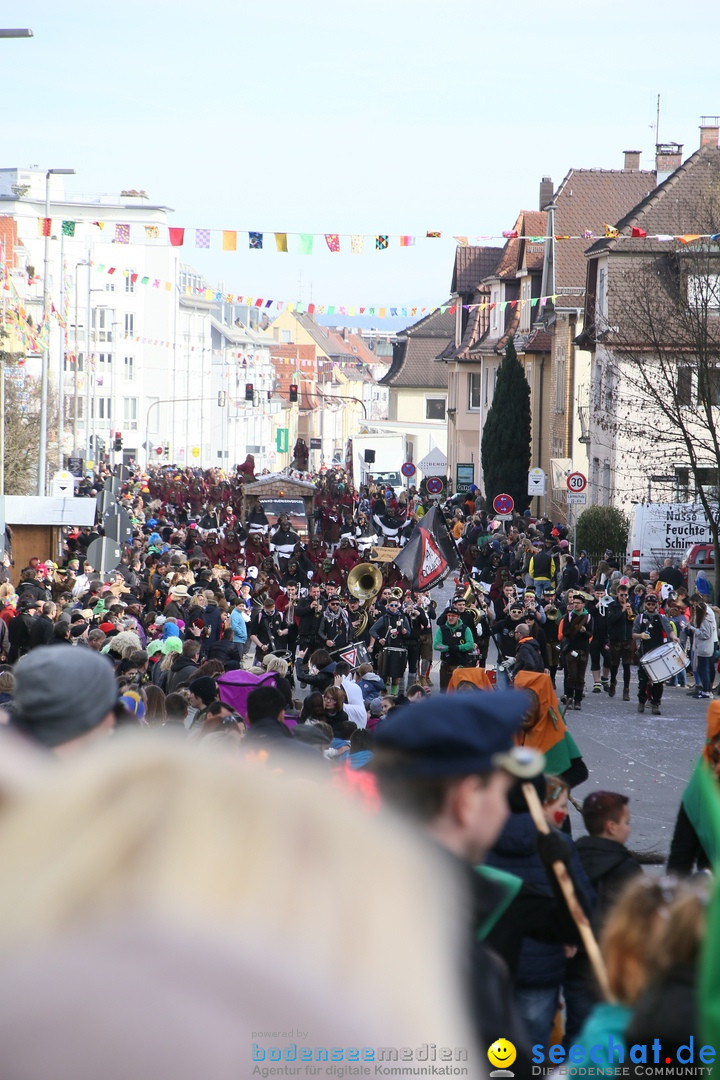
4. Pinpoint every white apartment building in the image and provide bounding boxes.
[0,167,280,478]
